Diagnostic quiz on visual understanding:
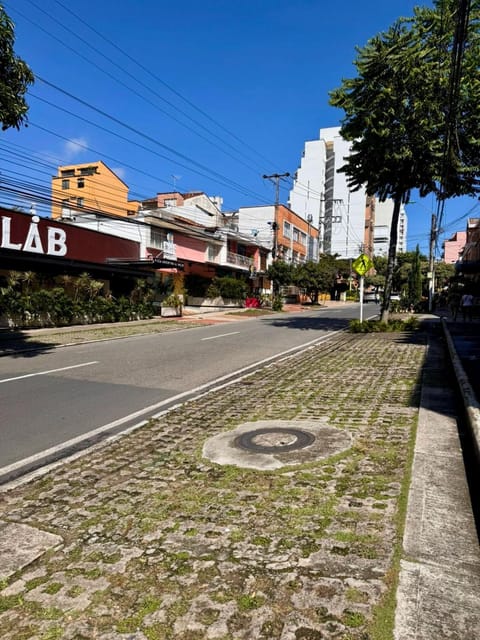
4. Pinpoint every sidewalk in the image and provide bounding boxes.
[0,318,479,639]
